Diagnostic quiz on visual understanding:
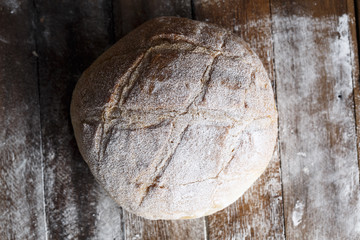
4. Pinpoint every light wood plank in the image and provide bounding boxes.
[33,0,122,238]
[113,1,205,239]
[193,0,285,239]
[0,1,46,239]
[272,0,360,238]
